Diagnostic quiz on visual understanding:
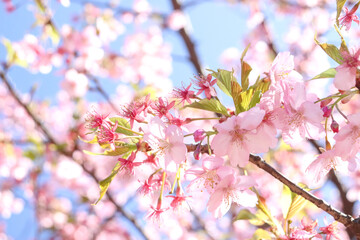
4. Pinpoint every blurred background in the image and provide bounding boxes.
[0,0,359,239]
